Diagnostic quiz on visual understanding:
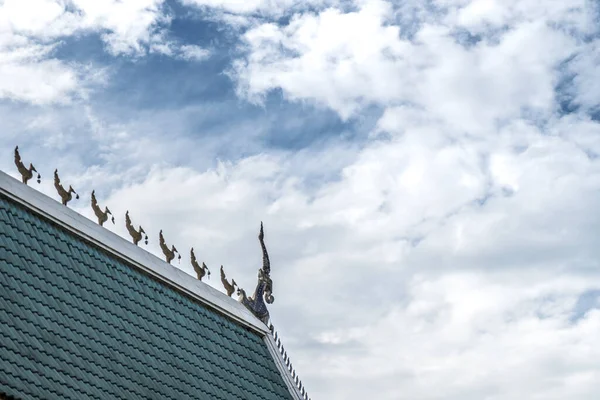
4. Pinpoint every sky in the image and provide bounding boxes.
[1,0,600,399]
